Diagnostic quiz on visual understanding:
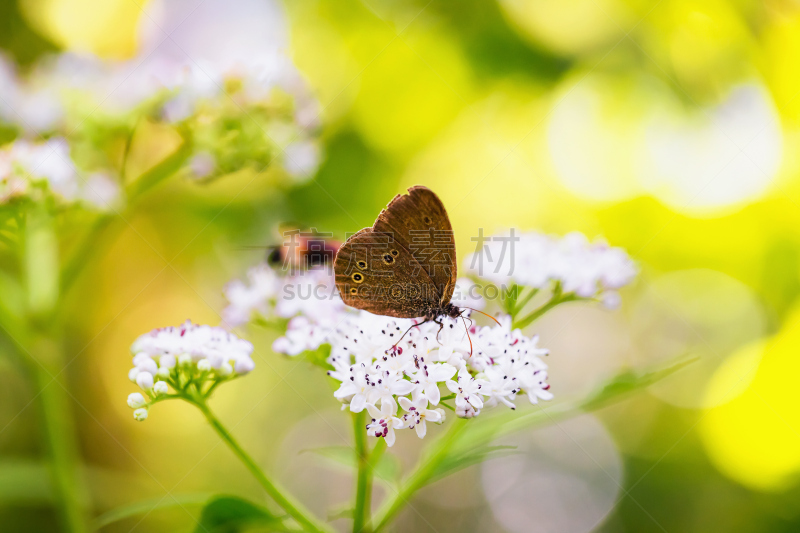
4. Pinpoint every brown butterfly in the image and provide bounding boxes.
[334,186,495,345]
